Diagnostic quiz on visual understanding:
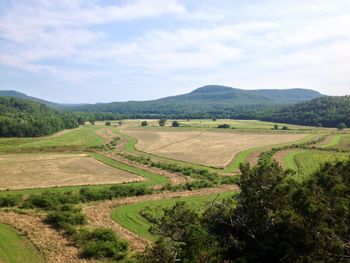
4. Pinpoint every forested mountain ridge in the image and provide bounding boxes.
[0,97,79,137]
[265,96,350,127]
[71,85,322,115]
[0,90,65,109]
